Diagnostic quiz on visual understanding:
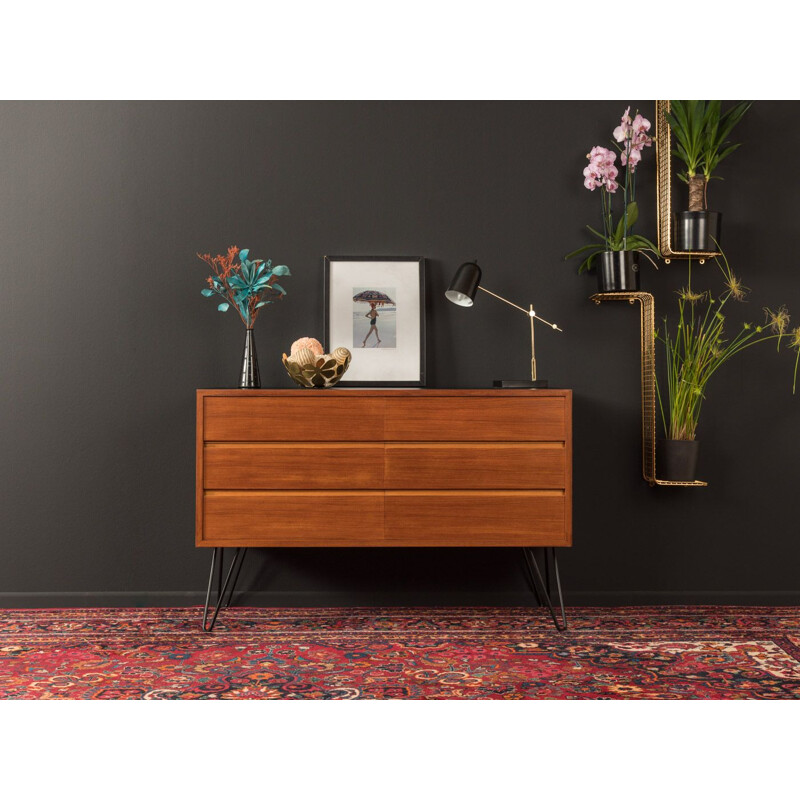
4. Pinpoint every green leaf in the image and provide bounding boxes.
[239,249,250,263]
[201,288,215,297]
[625,201,639,229]
[578,251,599,274]
[586,225,609,243]
[270,265,291,276]
[217,302,229,312]
[565,243,602,260]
